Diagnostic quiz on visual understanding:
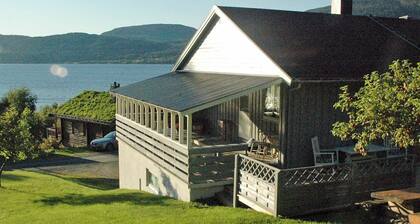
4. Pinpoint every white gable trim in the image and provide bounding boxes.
[172,6,293,85]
